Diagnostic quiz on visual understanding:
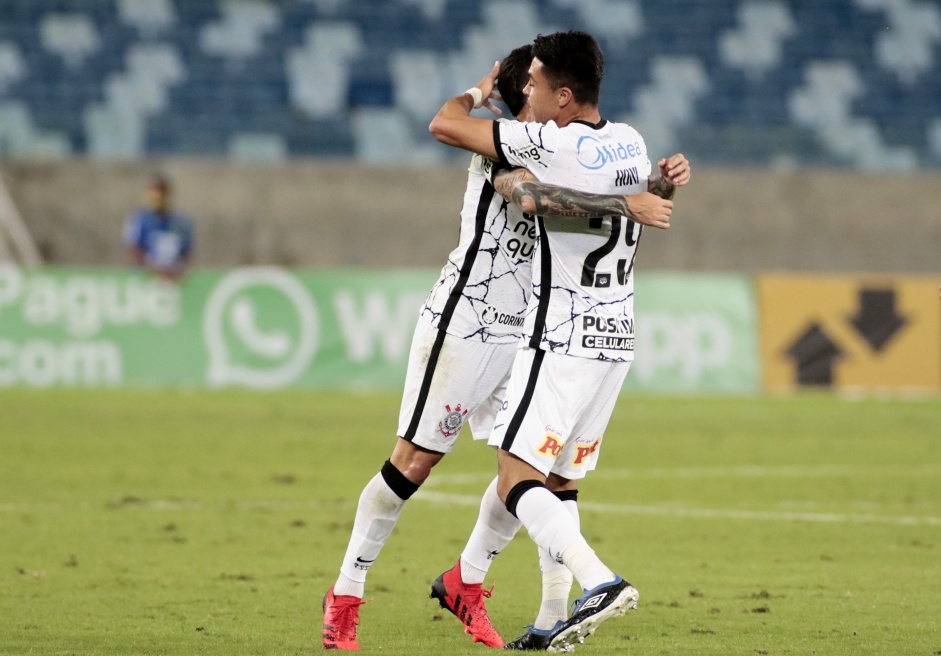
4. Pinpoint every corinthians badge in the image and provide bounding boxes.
[438,403,468,437]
